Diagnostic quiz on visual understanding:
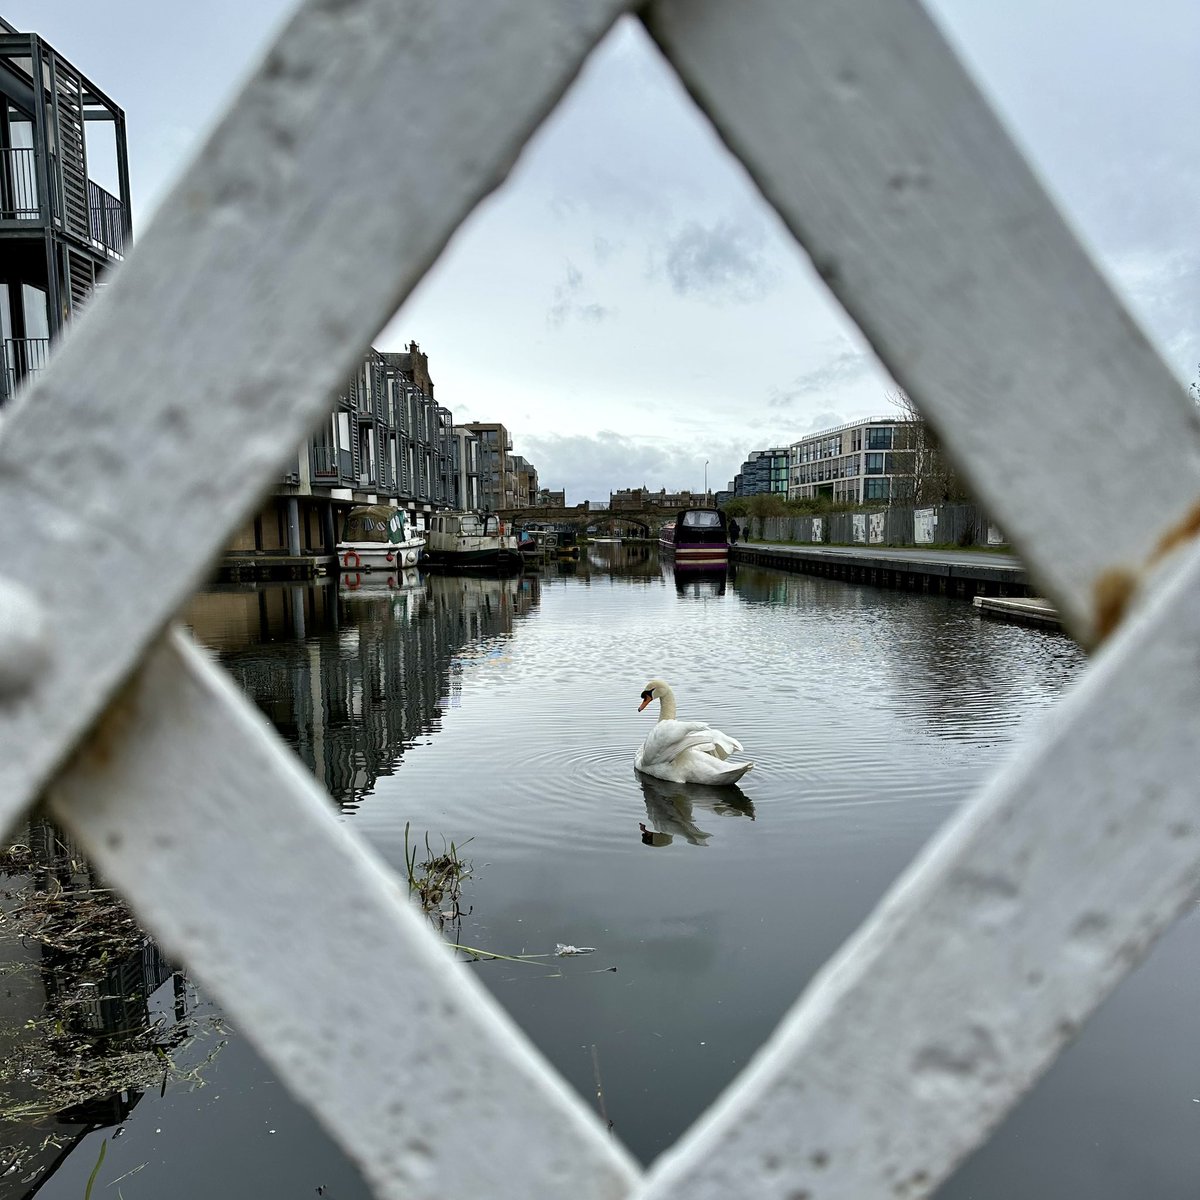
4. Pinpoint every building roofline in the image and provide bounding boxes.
[0,30,126,119]
[789,414,904,445]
